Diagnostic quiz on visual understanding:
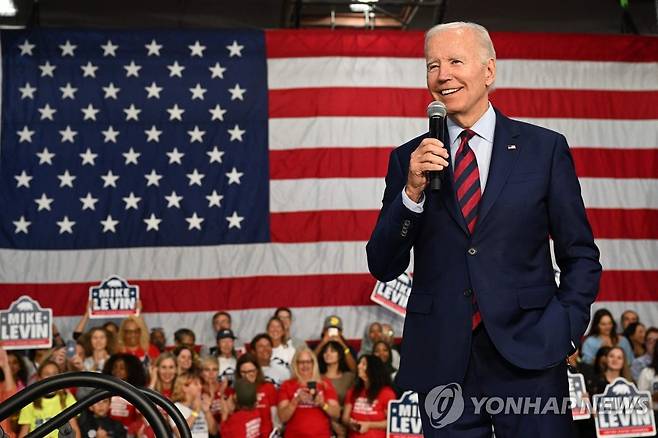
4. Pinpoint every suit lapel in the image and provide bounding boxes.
[476,110,521,228]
